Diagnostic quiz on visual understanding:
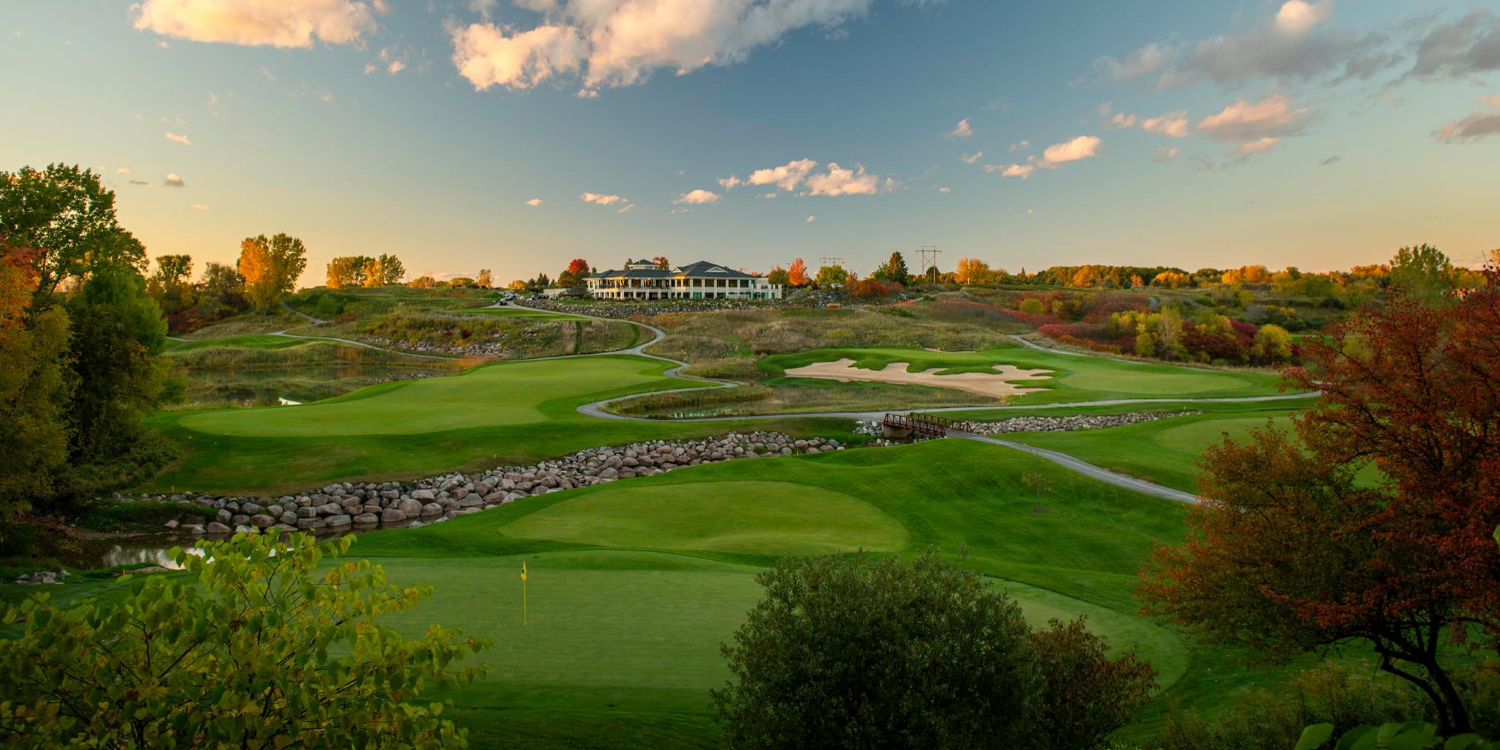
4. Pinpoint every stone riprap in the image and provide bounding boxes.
[854,409,1200,442]
[127,432,842,537]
